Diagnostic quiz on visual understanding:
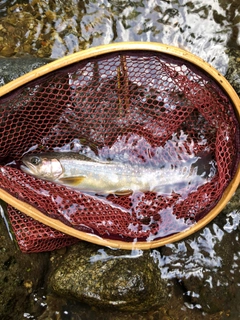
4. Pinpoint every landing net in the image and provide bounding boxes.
[0,46,239,252]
